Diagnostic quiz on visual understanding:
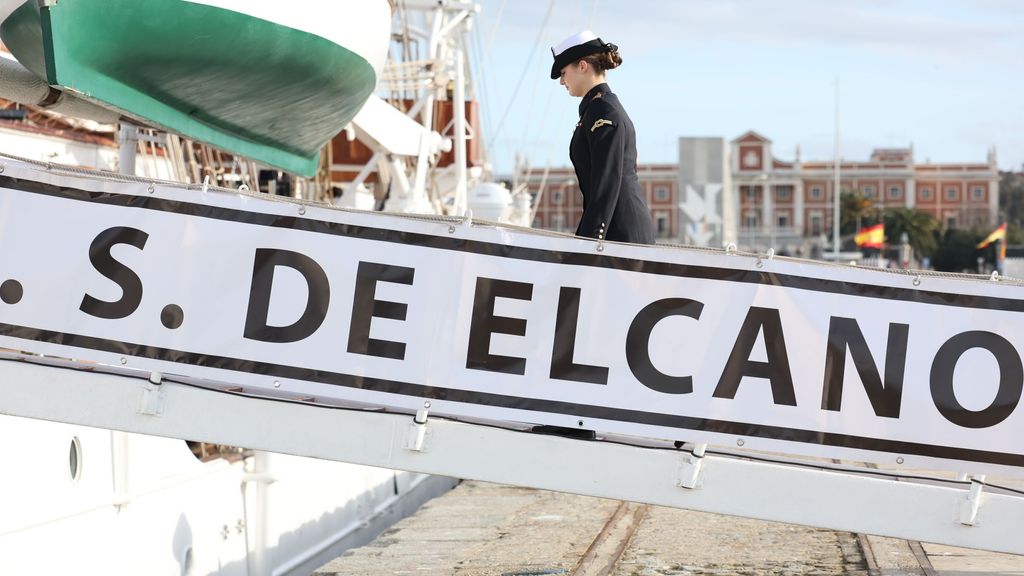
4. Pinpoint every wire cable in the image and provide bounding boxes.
[485,0,557,155]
